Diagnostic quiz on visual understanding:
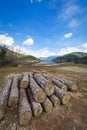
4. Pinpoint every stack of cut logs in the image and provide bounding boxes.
[0,71,77,126]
